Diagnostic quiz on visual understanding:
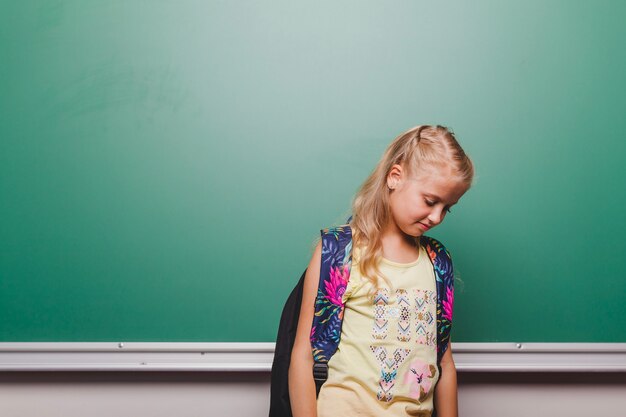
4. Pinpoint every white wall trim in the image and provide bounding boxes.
[0,343,624,372]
